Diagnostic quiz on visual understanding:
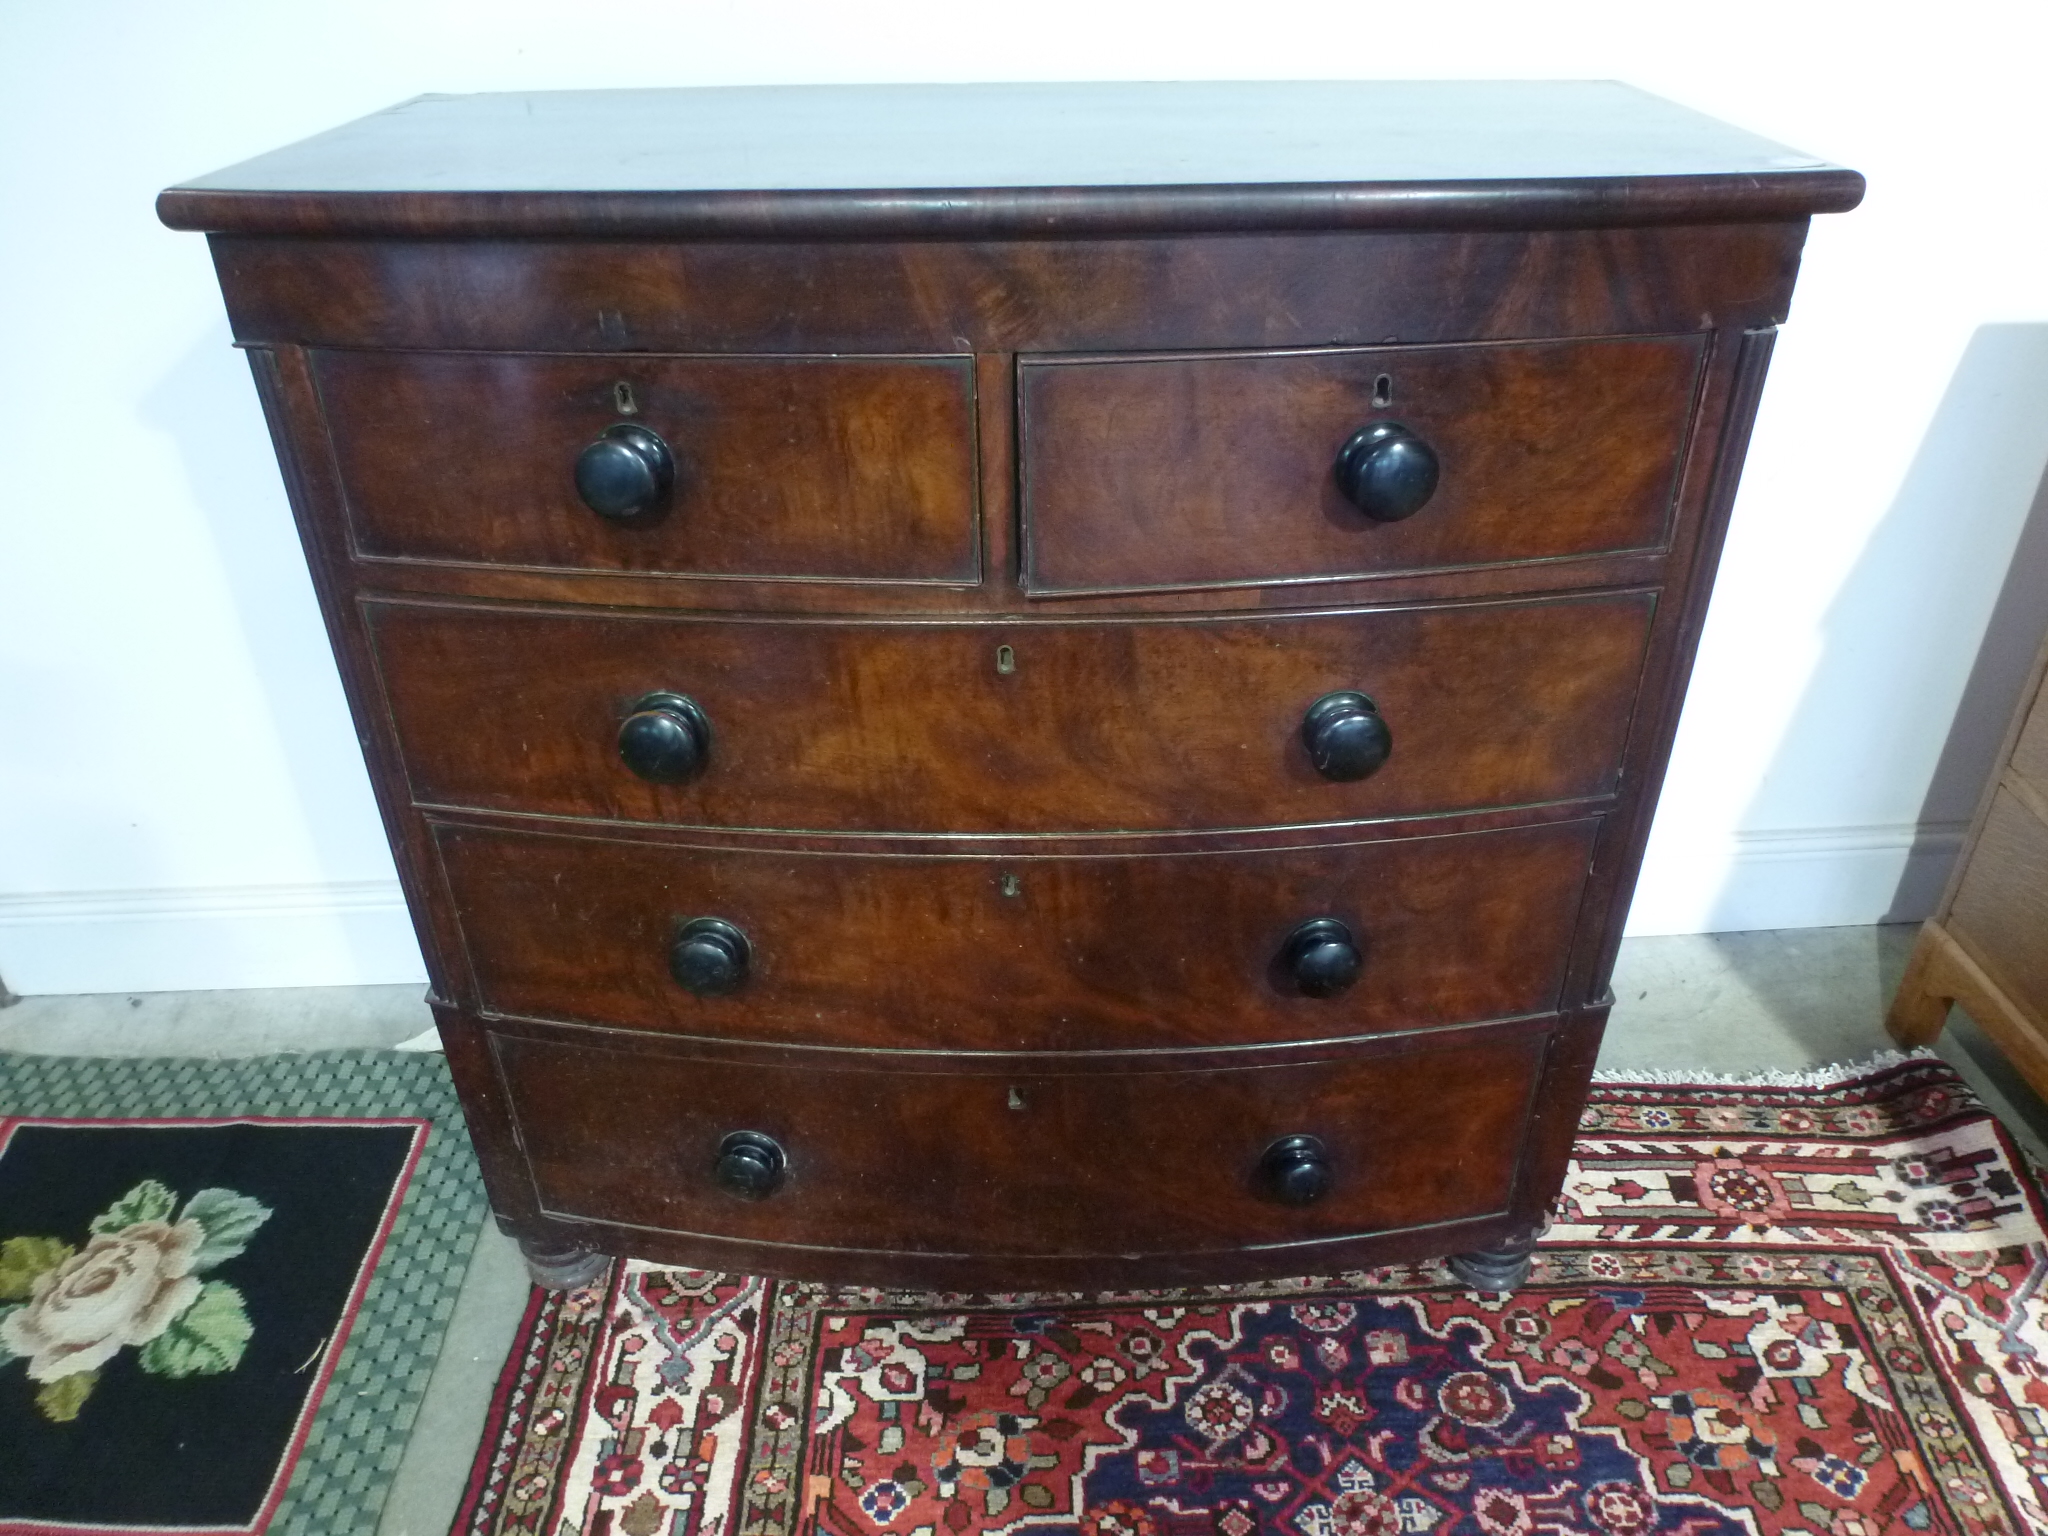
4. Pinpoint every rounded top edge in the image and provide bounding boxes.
[155,170,1865,240]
